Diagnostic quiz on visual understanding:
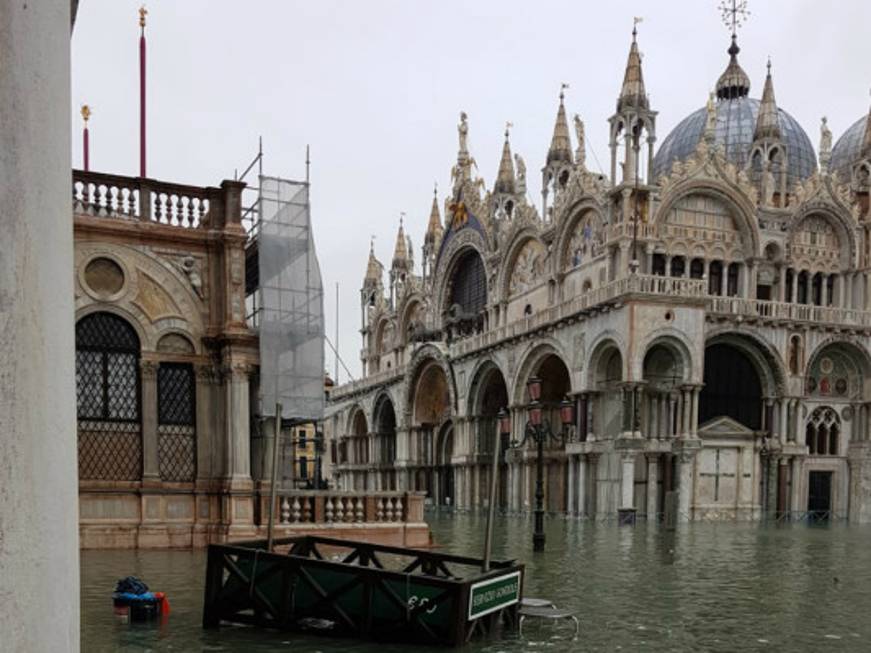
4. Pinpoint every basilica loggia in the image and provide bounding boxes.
[327,24,871,523]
